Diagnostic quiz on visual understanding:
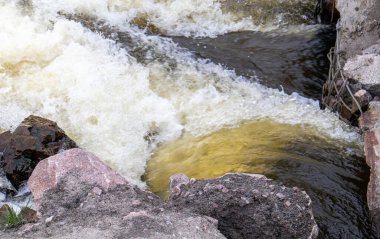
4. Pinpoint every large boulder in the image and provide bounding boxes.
[168,173,318,239]
[28,148,127,208]
[2,149,225,239]
[0,115,77,188]
[359,101,380,236]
